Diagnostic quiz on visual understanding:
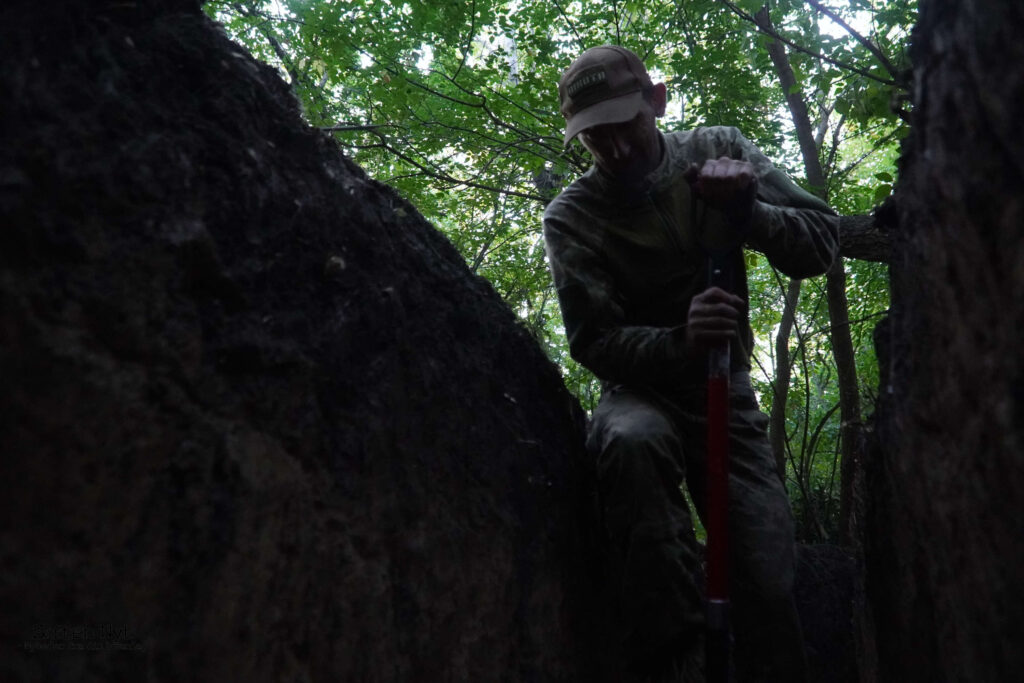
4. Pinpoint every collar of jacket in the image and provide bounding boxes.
[589,131,677,197]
